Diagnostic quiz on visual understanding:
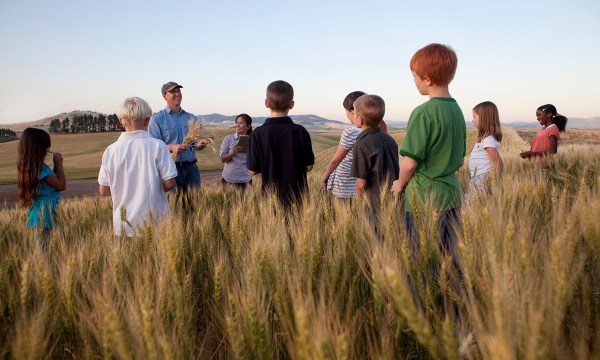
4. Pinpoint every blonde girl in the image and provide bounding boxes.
[17,128,66,251]
[468,101,503,191]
